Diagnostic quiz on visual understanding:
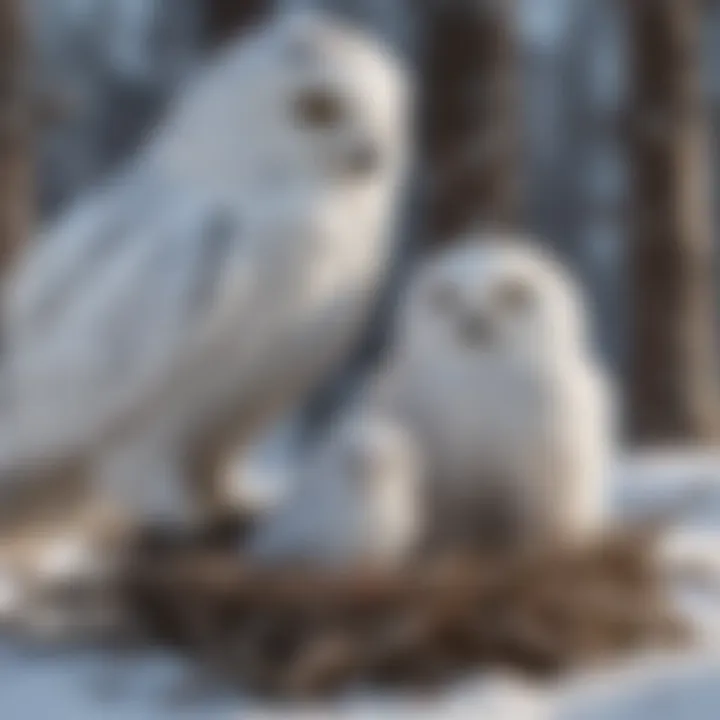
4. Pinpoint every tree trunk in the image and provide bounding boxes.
[420,0,520,244]
[627,0,720,442]
[0,0,31,270]
[205,0,271,47]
